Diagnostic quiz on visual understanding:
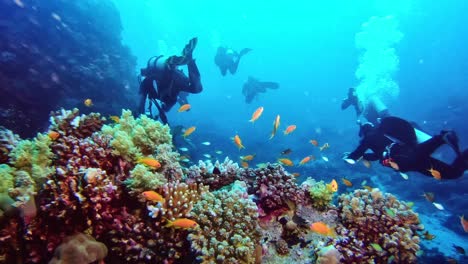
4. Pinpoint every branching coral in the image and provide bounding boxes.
[186,157,240,190]
[334,188,422,263]
[188,181,261,264]
[101,110,171,161]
